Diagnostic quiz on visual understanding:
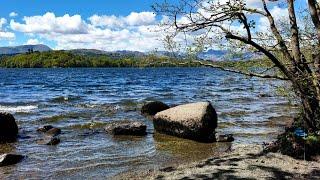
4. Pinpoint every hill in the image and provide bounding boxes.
[0,44,51,55]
